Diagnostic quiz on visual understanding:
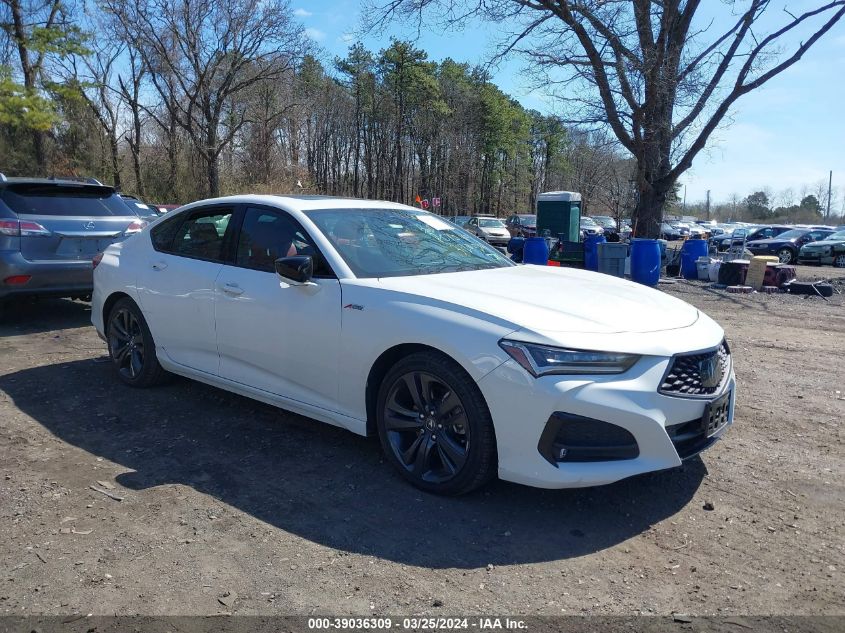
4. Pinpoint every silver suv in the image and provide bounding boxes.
[0,175,147,302]
[463,215,511,246]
